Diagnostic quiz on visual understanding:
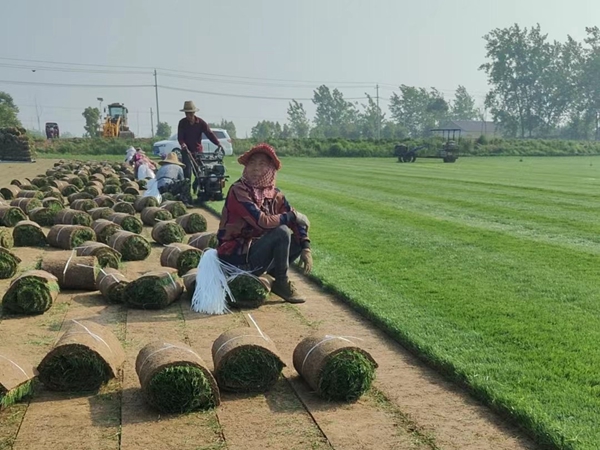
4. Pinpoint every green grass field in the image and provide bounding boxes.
[211,156,600,449]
